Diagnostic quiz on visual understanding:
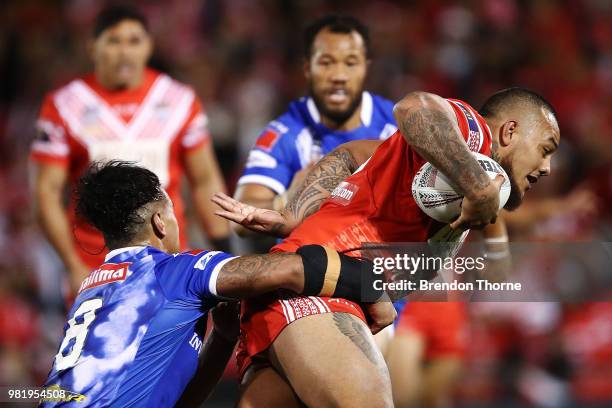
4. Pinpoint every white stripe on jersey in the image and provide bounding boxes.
[279,300,291,324]
[50,74,197,186]
[128,75,171,139]
[282,300,296,322]
[310,296,331,313]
